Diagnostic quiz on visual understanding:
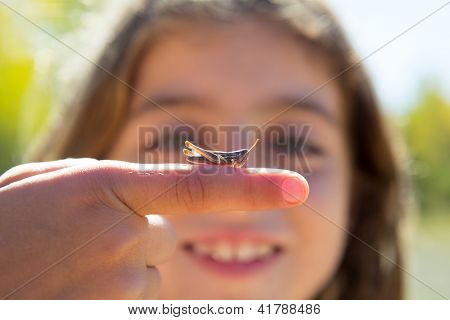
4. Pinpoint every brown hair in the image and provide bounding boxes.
[29,0,405,299]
